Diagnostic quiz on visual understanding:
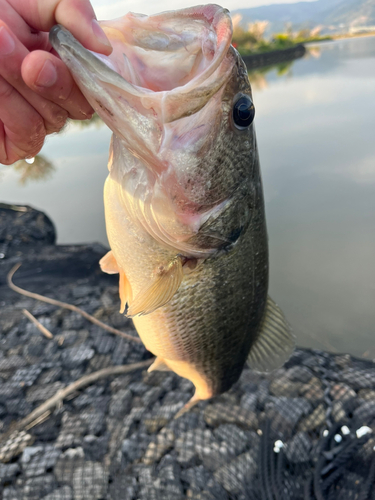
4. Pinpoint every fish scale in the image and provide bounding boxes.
[50,4,295,412]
